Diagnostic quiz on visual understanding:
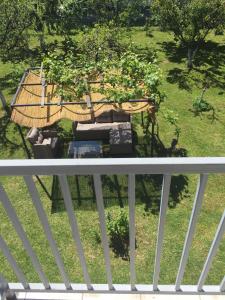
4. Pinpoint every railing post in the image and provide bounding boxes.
[153,174,171,291]
[0,184,49,289]
[197,210,225,291]
[175,174,208,291]
[0,237,29,289]
[220,276,225,292]
[93,174,113,290]
[24,176,70,290]
[0,274,9,300]
[58,175,92,290]
[128,174,136,290]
